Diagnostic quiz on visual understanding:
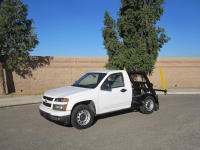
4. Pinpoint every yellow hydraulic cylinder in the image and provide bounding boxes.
[160,68,167,90]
